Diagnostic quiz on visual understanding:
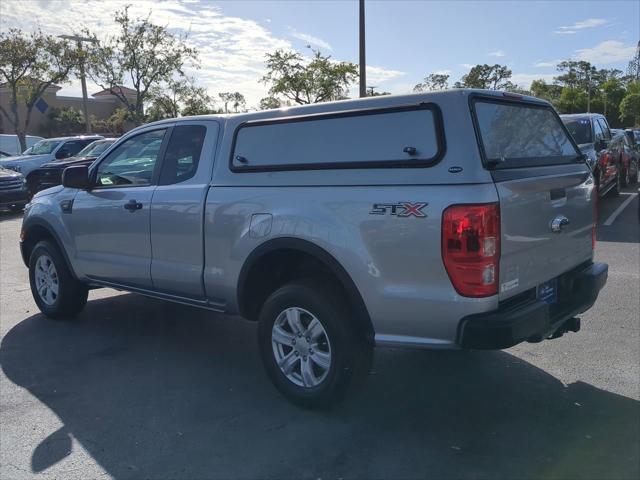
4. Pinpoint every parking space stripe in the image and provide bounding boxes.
[603,192,638,226]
